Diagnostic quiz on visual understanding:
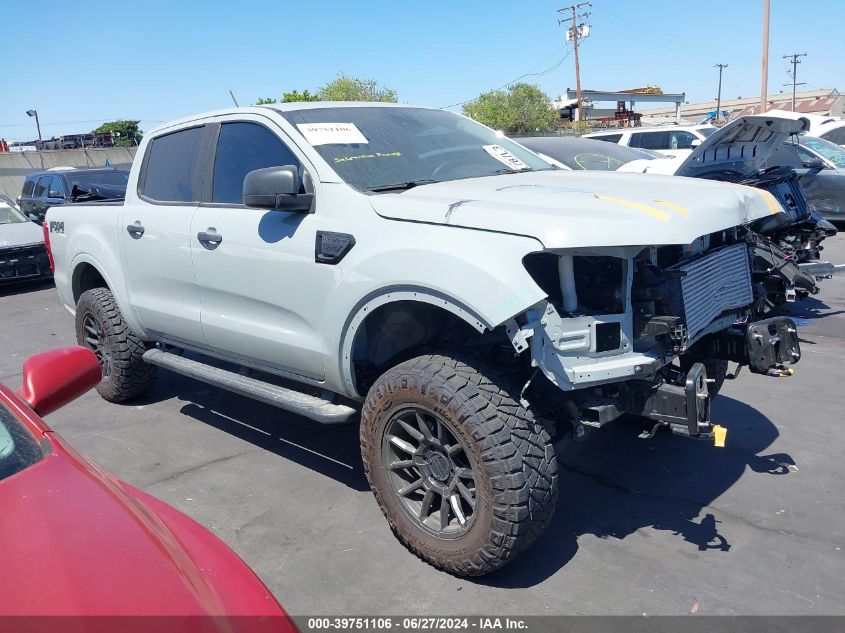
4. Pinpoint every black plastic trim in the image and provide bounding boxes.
[315,231,355,265]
